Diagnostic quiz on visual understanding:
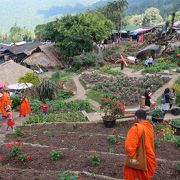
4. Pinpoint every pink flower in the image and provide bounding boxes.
[90,150,97,155]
